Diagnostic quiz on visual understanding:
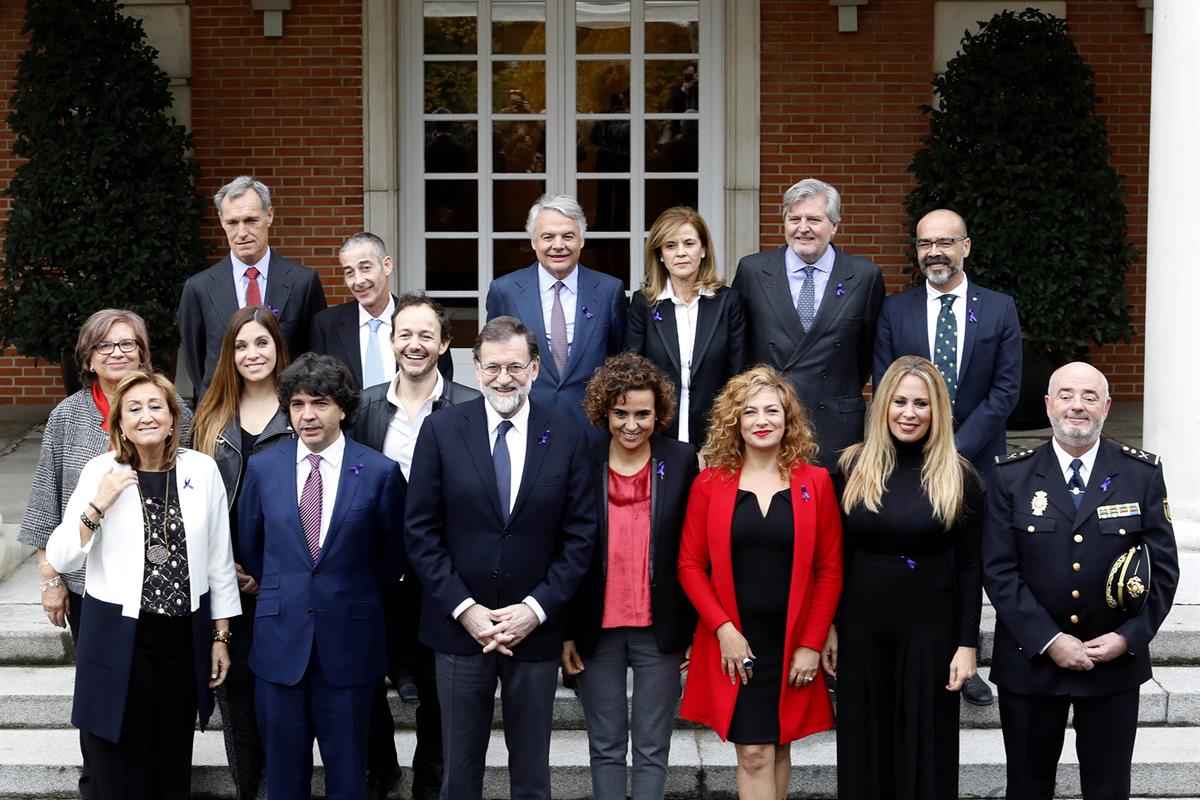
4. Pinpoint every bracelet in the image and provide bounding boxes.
[39,576,64,592]
[79,511,100,532]
[212,630,232,644]
[87,502,105,519]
